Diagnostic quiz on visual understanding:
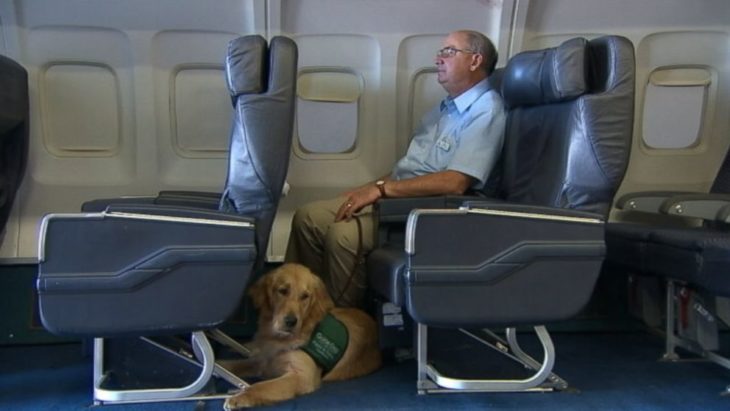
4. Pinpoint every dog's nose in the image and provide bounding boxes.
[284,314,298,329]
